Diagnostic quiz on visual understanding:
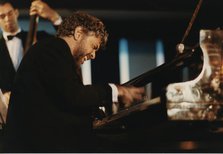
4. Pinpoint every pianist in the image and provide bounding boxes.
[4,11,145,152]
